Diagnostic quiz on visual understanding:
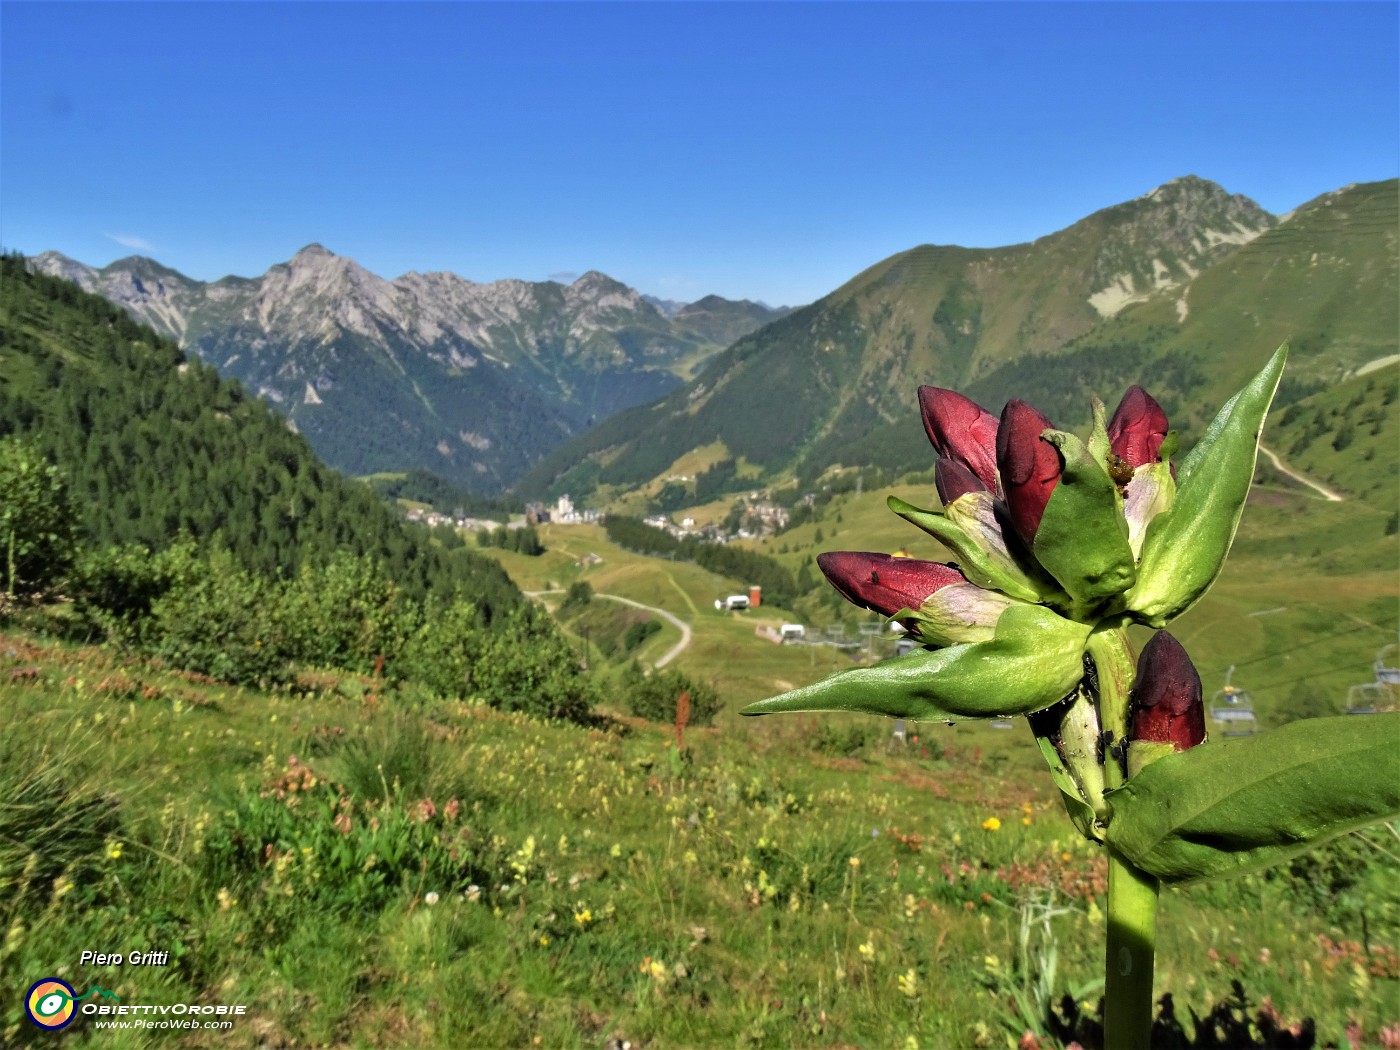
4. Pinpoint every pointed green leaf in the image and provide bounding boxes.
[1105,713,1400,884]
[1035,429,1136,606]
[1125,345,1287,627]
[888,494,1051,603]
[741,604,1090,720]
